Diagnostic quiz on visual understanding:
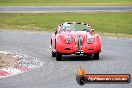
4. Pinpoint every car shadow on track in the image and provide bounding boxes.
[62,55,96,61]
